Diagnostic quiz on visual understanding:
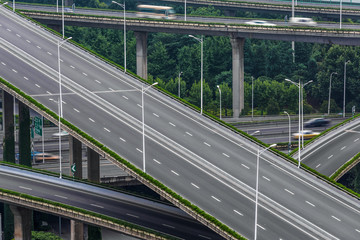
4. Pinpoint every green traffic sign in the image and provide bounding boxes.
[34,116,42,136]
[71,163,76,173]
